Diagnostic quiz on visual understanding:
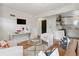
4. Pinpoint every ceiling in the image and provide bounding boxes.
[1,3,77,16]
